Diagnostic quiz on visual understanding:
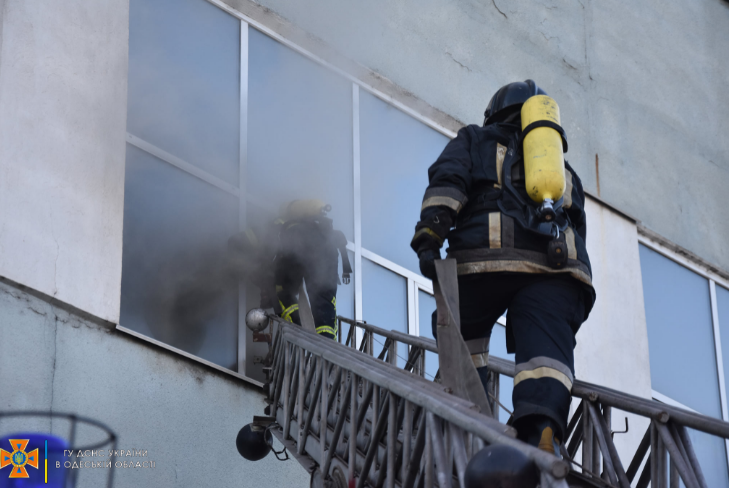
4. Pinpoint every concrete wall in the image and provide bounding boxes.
[0,0,129,323]
[0,279,308,488]
[227,0,729,274]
